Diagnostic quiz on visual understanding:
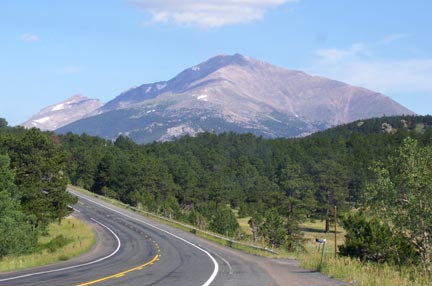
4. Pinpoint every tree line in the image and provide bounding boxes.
[1,115,431,274]
[60,116,432,253]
